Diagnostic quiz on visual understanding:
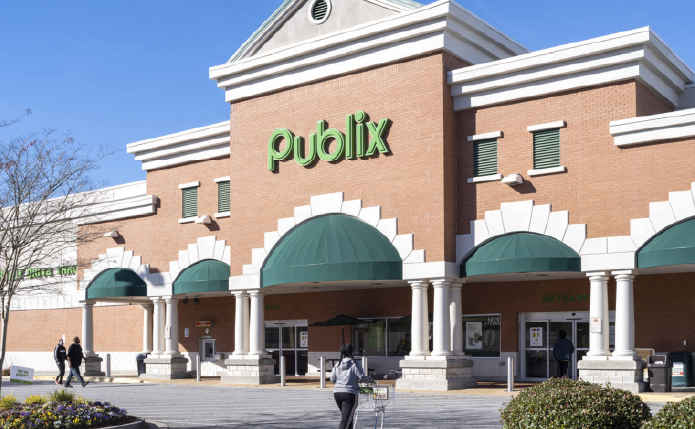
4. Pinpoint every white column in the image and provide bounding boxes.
[81,301,95,356]
[249,290,266,356]
[164,297,180,356]
[432,280,452,356]
[612,271,638,359]
[141,304,153,354]
[450,282,464,356]
[151,297,166,355]
[408,281,430,357]
[233,292,250,356]
[586,273,611,358]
